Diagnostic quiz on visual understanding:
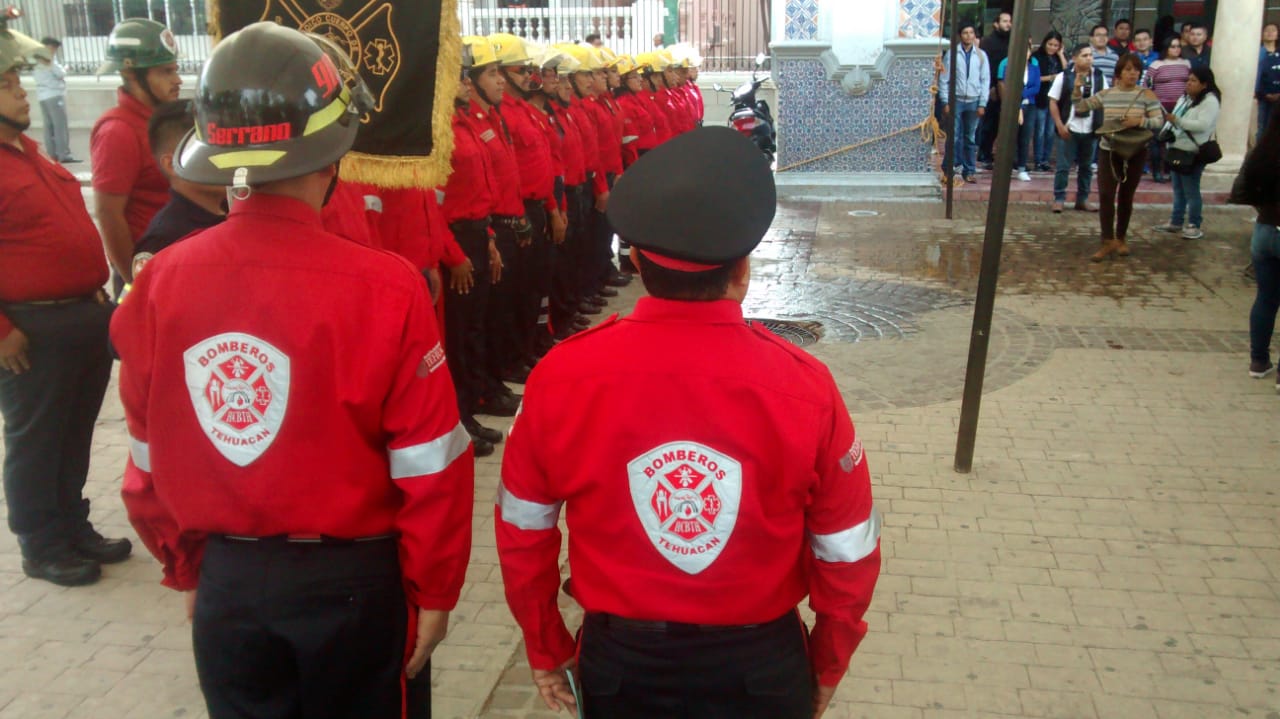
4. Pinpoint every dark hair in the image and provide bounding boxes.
[1091,24,1108,36]
[1245,100,1280,188]
[1187,65,1221,106]
[1037,30,1064,52]
[1113,52,1144,79]
[1159,35,1181,59]
[1114,18,1131,29]
[1071,42,1092,57]
[1264,22,1279,35]
[584,33,601,43]
[958,21,977,37]
[1186,21,1205,31]
[996,10,1012,21]
[1181,21,1195,31]
[1133,28,1151,39]
[634,251,735,301]
[40,37,60,47]
[147,100,194,160]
